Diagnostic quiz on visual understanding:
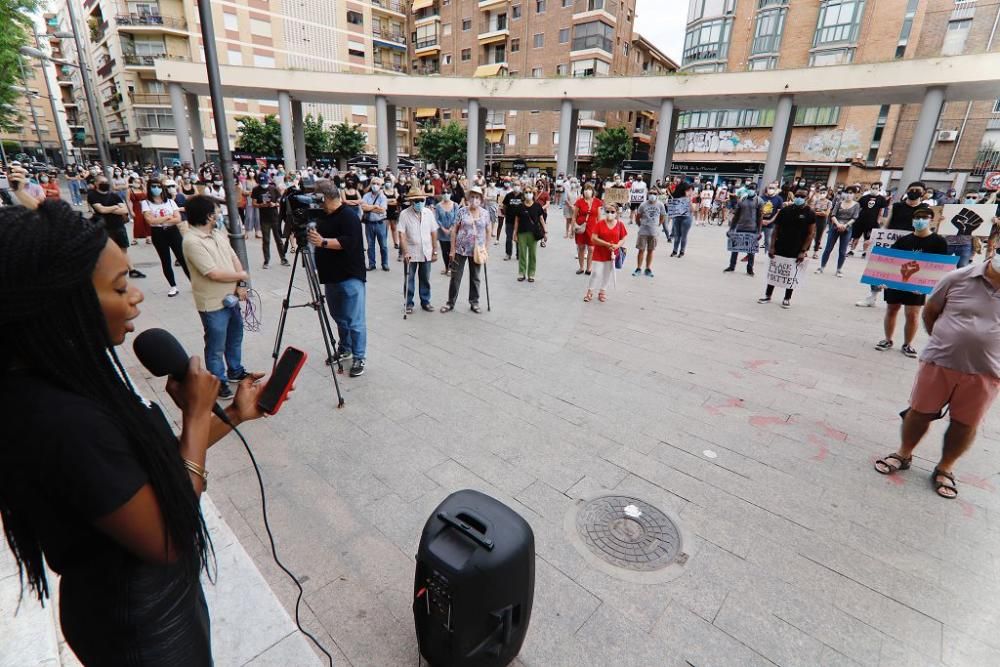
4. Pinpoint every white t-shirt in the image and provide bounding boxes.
[140,198,180,224]
[700,188,714,204]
